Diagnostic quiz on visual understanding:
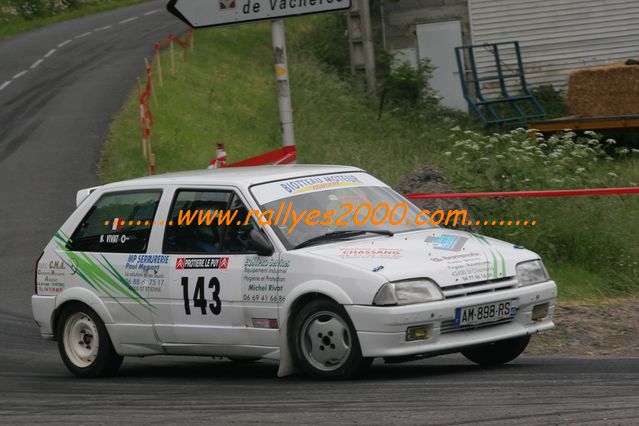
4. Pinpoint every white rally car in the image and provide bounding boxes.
[32,165,556,379]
